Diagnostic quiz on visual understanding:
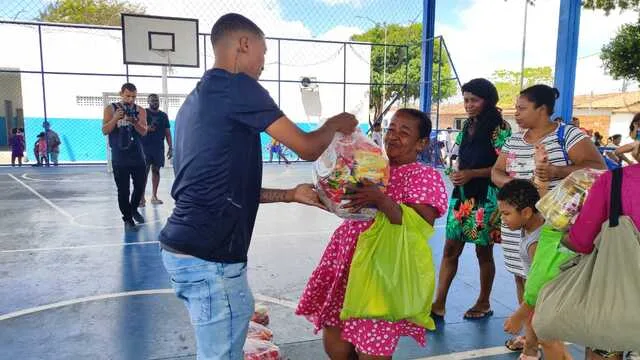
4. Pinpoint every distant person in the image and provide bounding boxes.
[371,122,383,146]
[43,121,61,166]
[140,94,172,206]
[158,13,357,360]
[605,134,633,165]
[102,82,148,232]
[593,131,603,147]
[268,138,290,164]
[9,128,25,167]
[36,132,48,166]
